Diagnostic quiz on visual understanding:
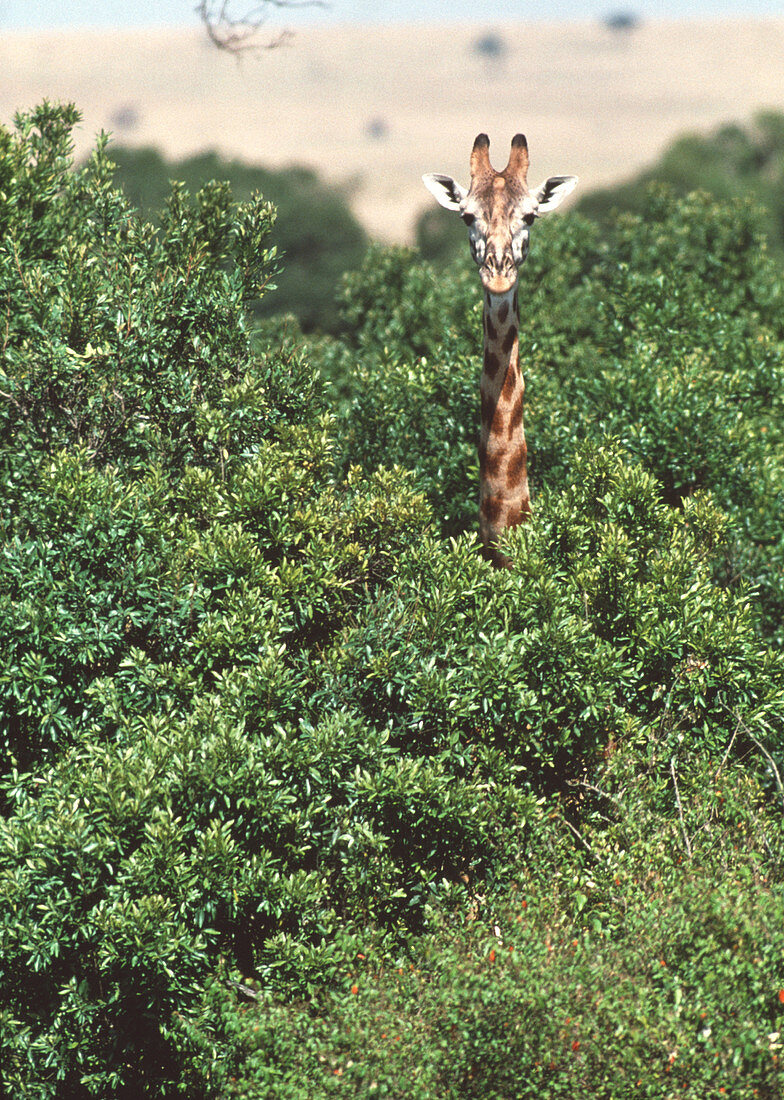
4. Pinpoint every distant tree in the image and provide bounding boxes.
[603,11,641,32]
[577,110,784,260]
[473,31,507,61]
[108,146,367,332]
[110,103,141,133]
[196,0,325,53]
[415,204,466,266]
[366,116,390,141]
